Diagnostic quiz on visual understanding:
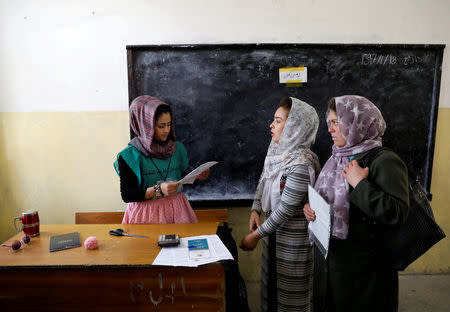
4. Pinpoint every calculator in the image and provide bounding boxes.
[157,234,180,247]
